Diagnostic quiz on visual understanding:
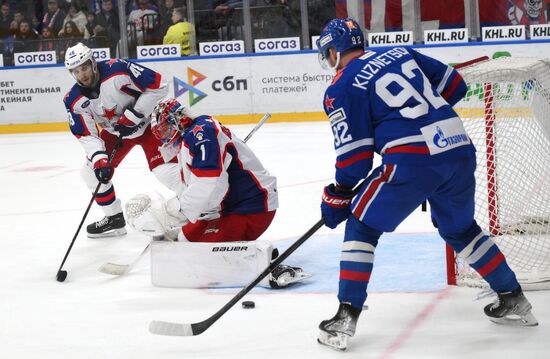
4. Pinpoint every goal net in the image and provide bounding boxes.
[447,56,550,290]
